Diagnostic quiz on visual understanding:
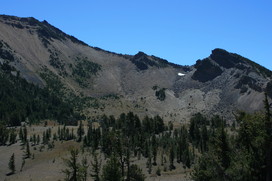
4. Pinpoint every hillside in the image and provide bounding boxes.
[1,15,272,181]
[0,15,271,124]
